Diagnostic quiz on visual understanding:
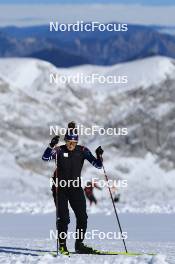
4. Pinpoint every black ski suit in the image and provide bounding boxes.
[42,144,102,244]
